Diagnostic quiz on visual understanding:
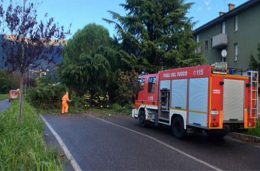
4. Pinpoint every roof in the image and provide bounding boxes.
[194,0,260,34]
